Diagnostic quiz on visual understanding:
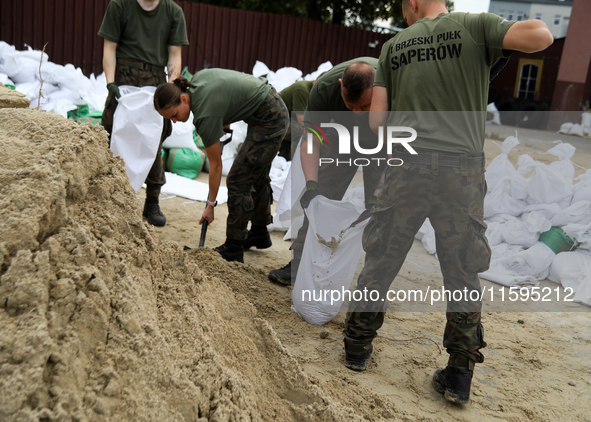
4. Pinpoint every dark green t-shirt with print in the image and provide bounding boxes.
[374,12,514,153]
[188,69,271,148]
[98,0,189,67]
